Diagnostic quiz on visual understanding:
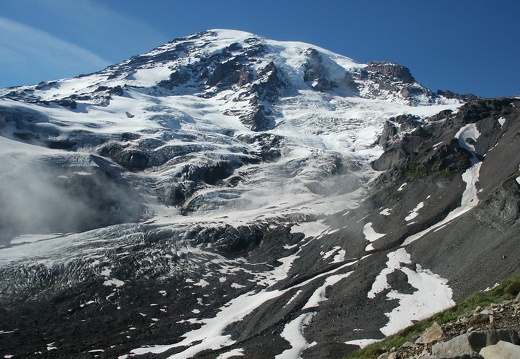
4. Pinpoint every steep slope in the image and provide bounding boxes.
[0,30,518,359]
